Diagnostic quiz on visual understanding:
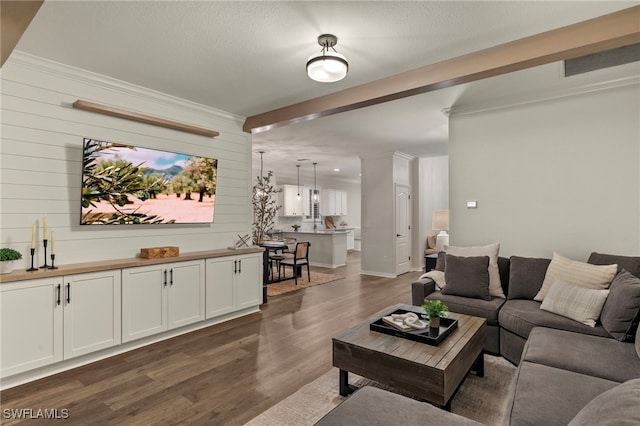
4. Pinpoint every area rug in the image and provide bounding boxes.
[245,355,516,425]
[266,272,343,297]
